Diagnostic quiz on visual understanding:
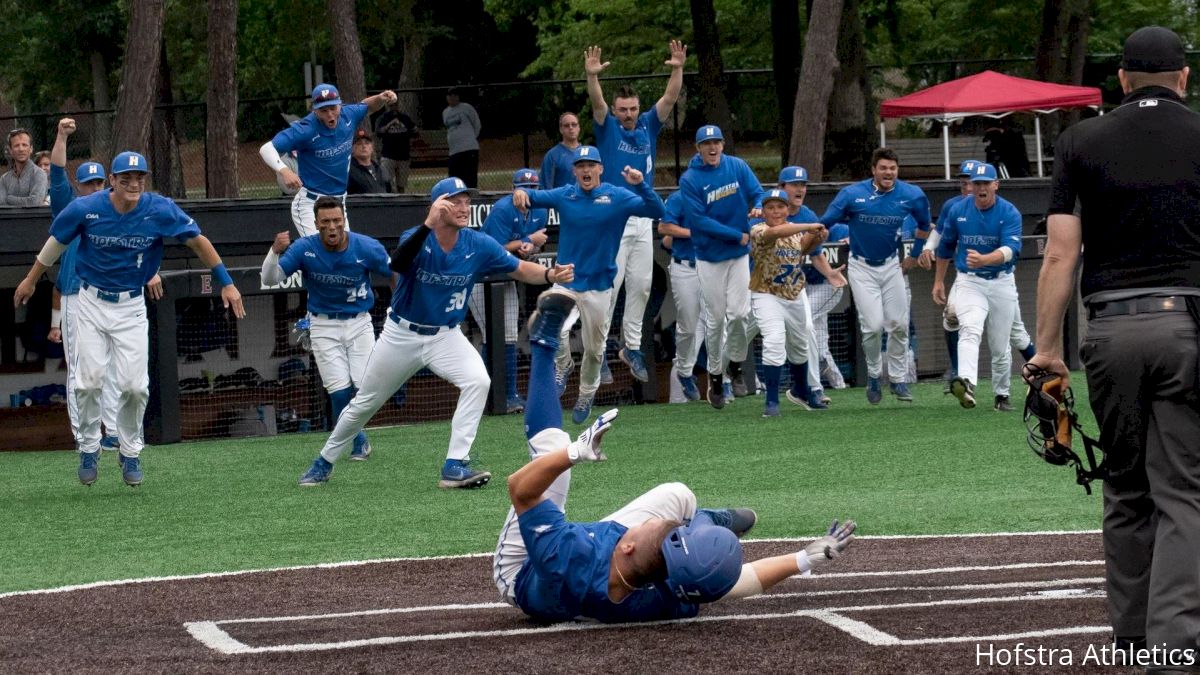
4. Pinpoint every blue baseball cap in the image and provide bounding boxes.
[695,125,724,143]
[512,168,539,187]
[572,145,602,164]
[311,83,342,109]
[661,523,743,603]
[430,177,472,201]
[828,222,850,242]
[779,166,808,184]
[762,188,789,205]
[75,161,106,183]
[970,162,999,182]
[111,151,148,175]
[957,159,983,178]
